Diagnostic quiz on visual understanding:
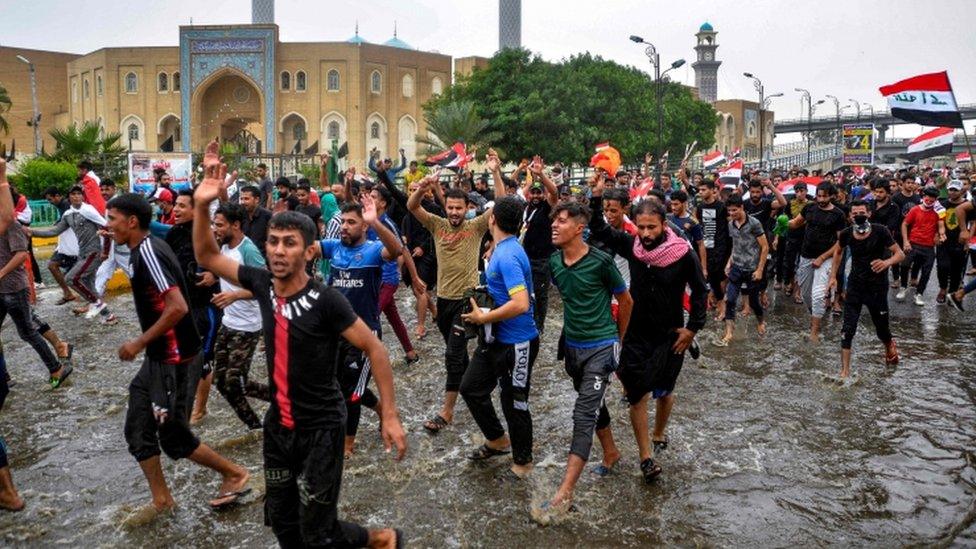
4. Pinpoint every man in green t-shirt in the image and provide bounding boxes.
[535,201,632,524]
[317,153,341,278]
[408,155,506,434]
